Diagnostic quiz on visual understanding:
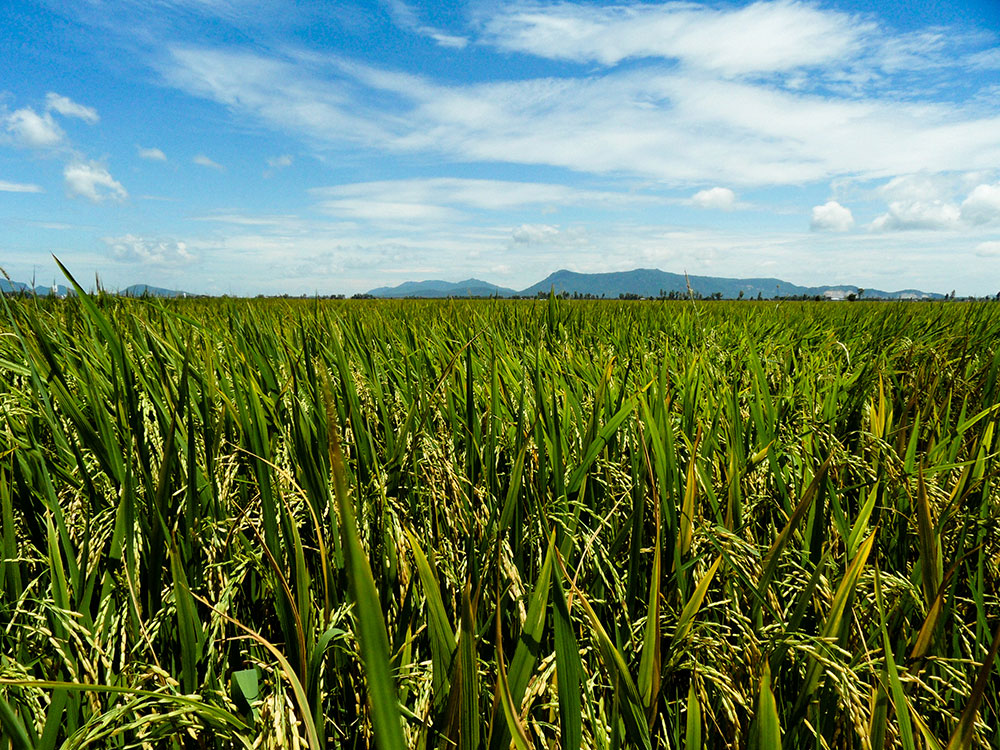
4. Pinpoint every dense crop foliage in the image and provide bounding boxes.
[1,283,999,749]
